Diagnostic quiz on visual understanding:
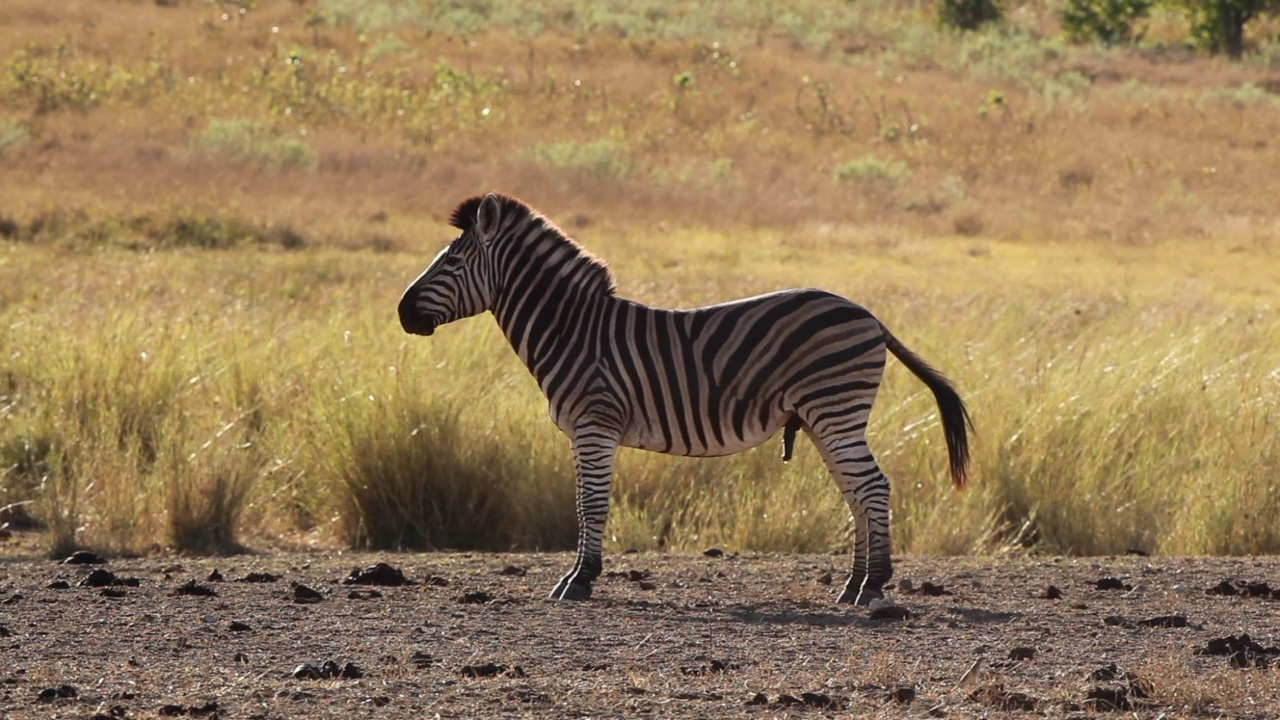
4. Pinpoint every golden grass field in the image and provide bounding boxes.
[1,0,1278,558]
